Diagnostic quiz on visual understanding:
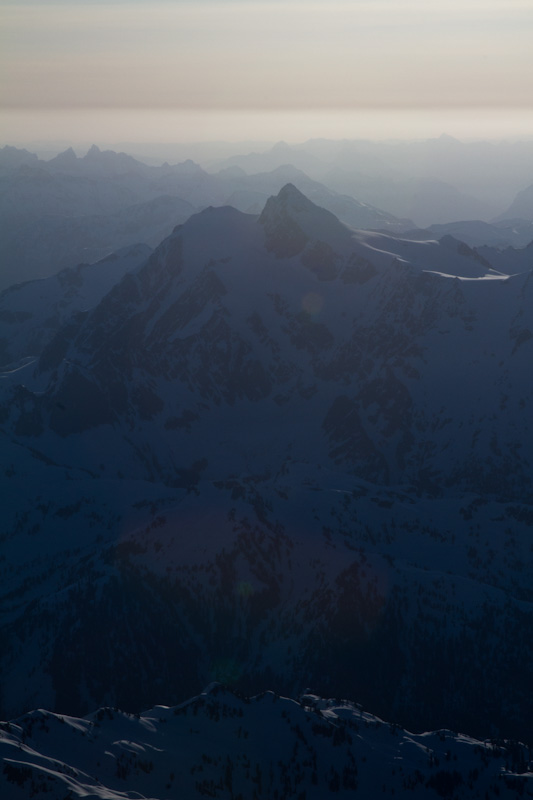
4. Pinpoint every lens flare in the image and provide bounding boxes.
[302,292,323,316]
[210,658,242,685]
